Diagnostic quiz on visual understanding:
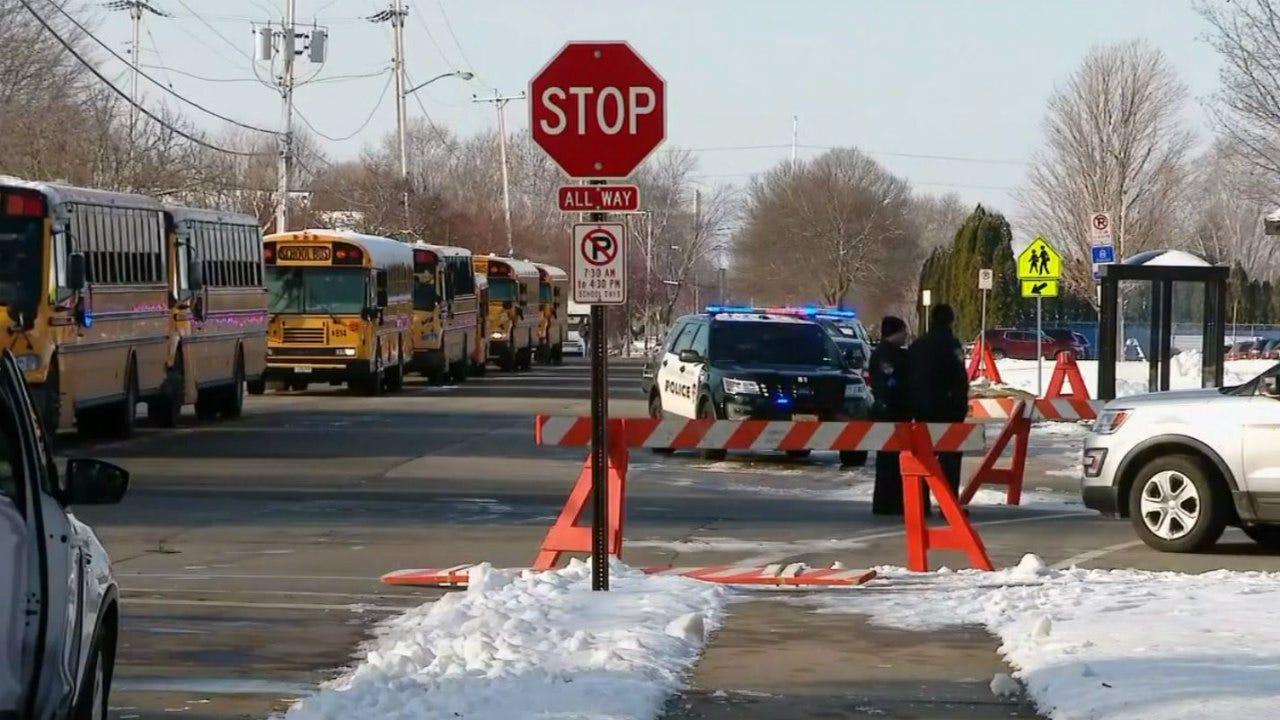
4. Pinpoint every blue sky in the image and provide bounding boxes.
[92,0,1222,221]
